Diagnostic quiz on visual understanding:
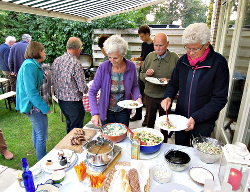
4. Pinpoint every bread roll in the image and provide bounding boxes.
[118,169,132,192]
[128,168,140,192]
